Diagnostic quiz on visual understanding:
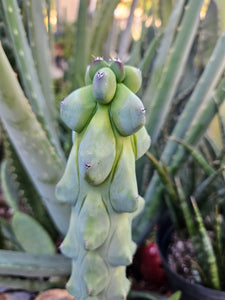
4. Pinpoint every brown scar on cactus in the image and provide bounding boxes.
[56,58,151,300]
